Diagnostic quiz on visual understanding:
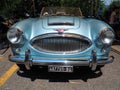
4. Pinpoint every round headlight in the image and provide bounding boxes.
[7,28,23,44]
[99,28,115,44]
